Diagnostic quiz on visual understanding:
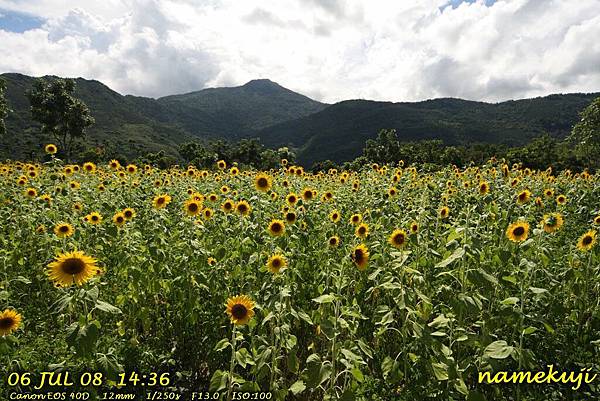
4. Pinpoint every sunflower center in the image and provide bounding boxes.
[124,211,132,218]
[59,225,69,233]
[329,238,337,245]
[358,227,366,235]
[272,259,282,268]
[583,236,592,245]
[60,258,86,275]
[271,223,282,232]
[354,249,364,261]
[393,234,405,245]
[231,304,248,320]
[513,227,525,236]
[257,178,268,187]
[188,203,199,212]
[0,317,15,329]
[238,205,247,213]
[157,198,165,205]
[91,216,99,222]
[117,216,124,223]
